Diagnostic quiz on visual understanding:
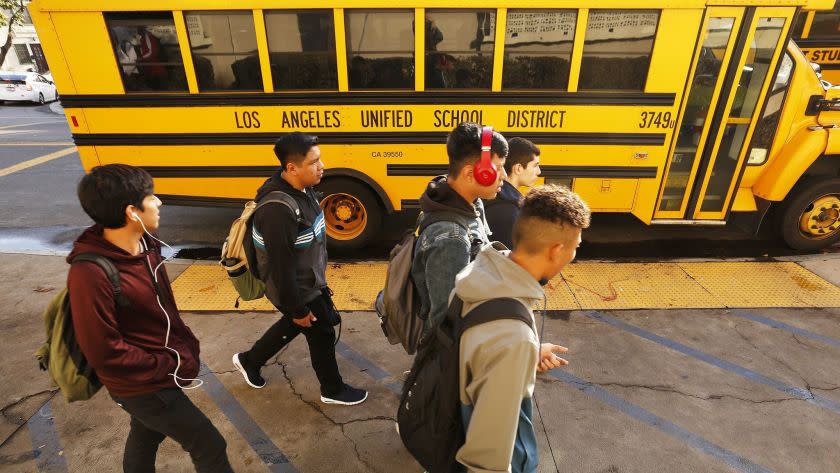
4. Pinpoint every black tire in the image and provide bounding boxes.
[316,177,384,251]
[776,177,840,251]
[38,93,45,105]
